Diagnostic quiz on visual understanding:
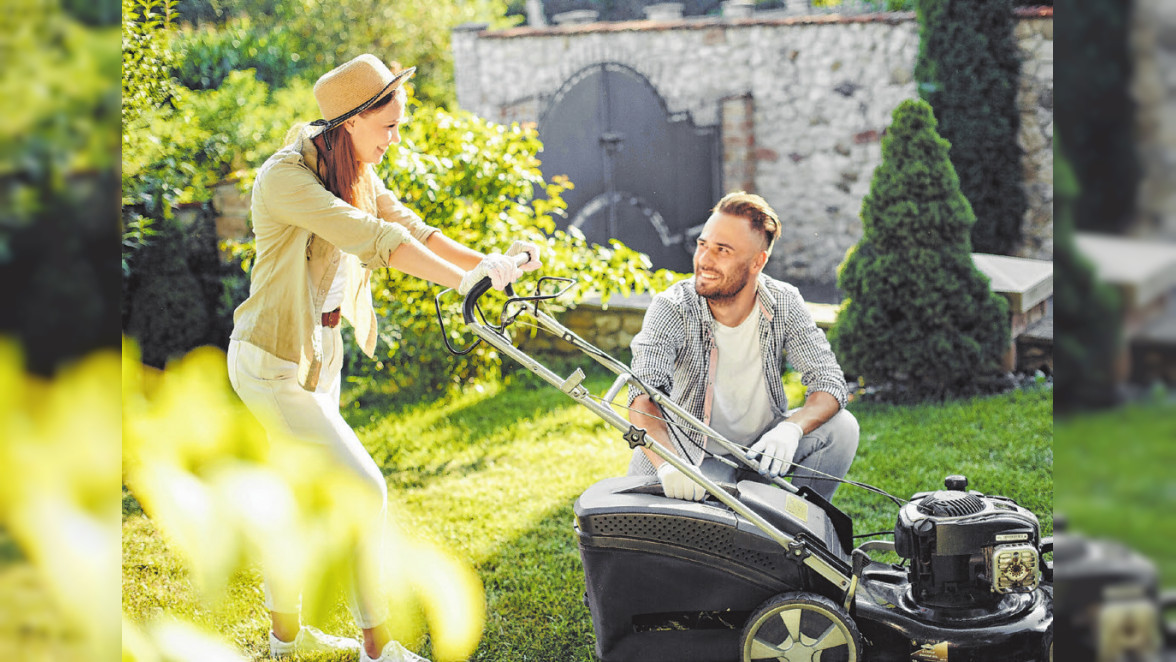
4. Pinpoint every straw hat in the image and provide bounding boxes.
[310,54,414,137]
